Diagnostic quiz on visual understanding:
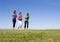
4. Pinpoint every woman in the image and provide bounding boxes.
[24,13,29,29]
[12,10,17,29]
[18,12,22,30]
